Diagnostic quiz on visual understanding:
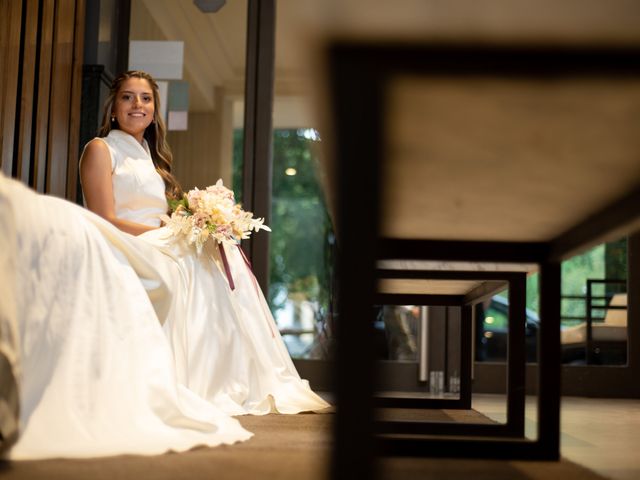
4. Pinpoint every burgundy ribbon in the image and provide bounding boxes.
[218,243,235,291]
[237,245,252,271]
[217,243,275,338]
